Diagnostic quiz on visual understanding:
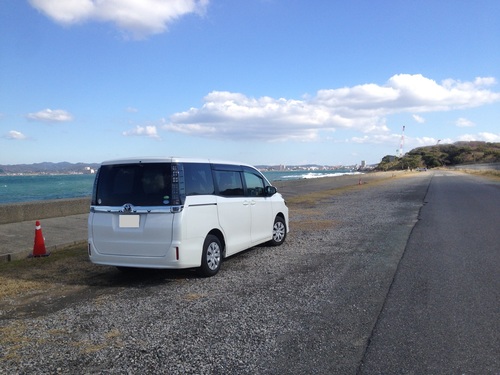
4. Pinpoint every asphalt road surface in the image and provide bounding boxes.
[359,171,500,374]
